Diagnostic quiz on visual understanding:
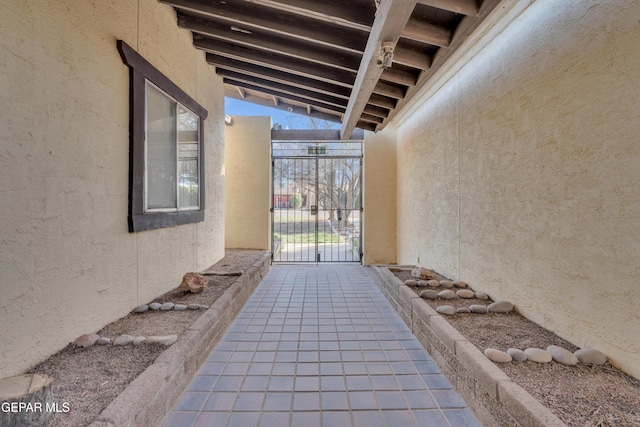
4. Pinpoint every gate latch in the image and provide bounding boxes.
[310,205,317,215]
